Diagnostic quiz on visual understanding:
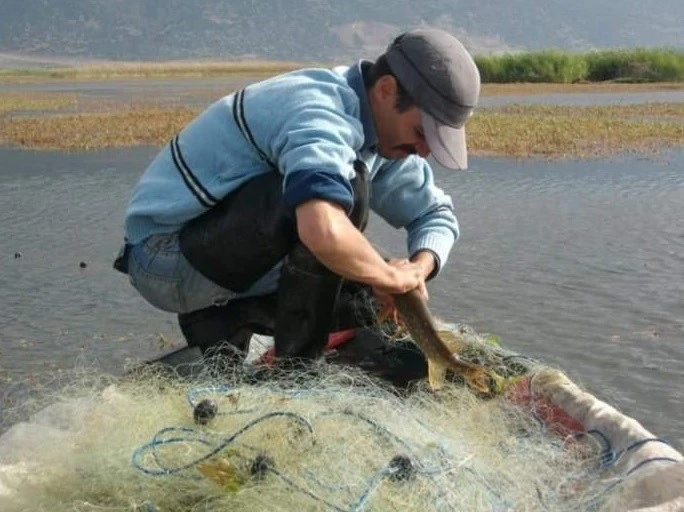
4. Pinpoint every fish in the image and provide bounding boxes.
[391,289,495,396]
